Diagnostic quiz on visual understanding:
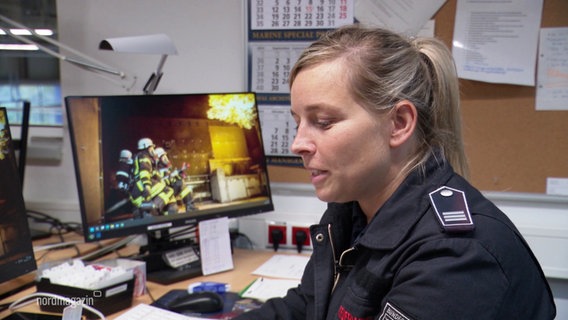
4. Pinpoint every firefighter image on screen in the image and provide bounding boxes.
[115,149,133,193]
[132,138,177,216]
[154,147,196,212]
